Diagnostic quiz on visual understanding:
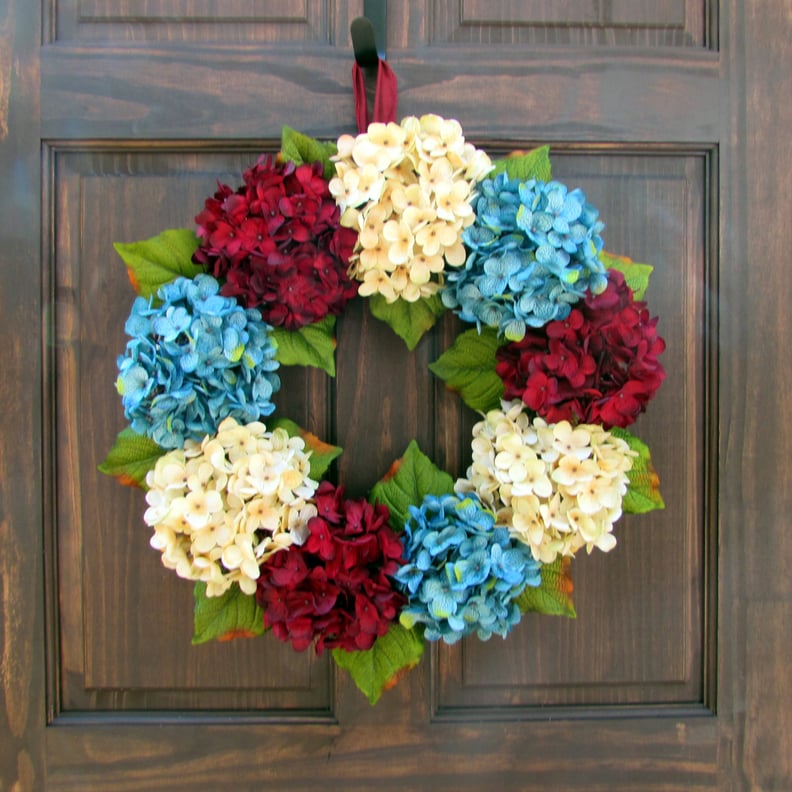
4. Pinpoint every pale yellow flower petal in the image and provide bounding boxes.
[445,241,468,268]
[382,219,414,265]
[400,281,424,302]
[144,418,317,597]
[454,400,633,563]
[359,269,397,302]
[434,180,473,221]
[359,243,395,273]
